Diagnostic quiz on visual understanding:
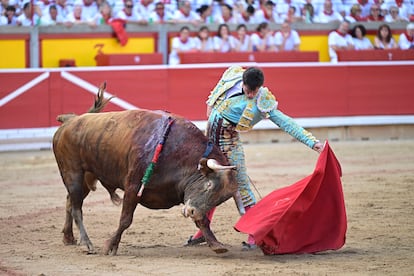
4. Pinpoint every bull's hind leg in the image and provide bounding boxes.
[104,189,139,255]
[62,172,95,254]
[62,194,76,245]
